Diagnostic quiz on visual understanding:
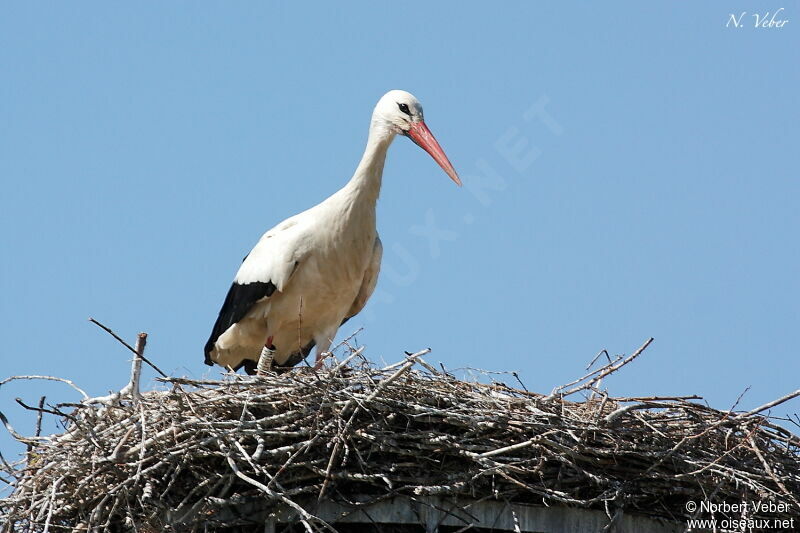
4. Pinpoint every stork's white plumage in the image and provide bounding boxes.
[204,90,460,374]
